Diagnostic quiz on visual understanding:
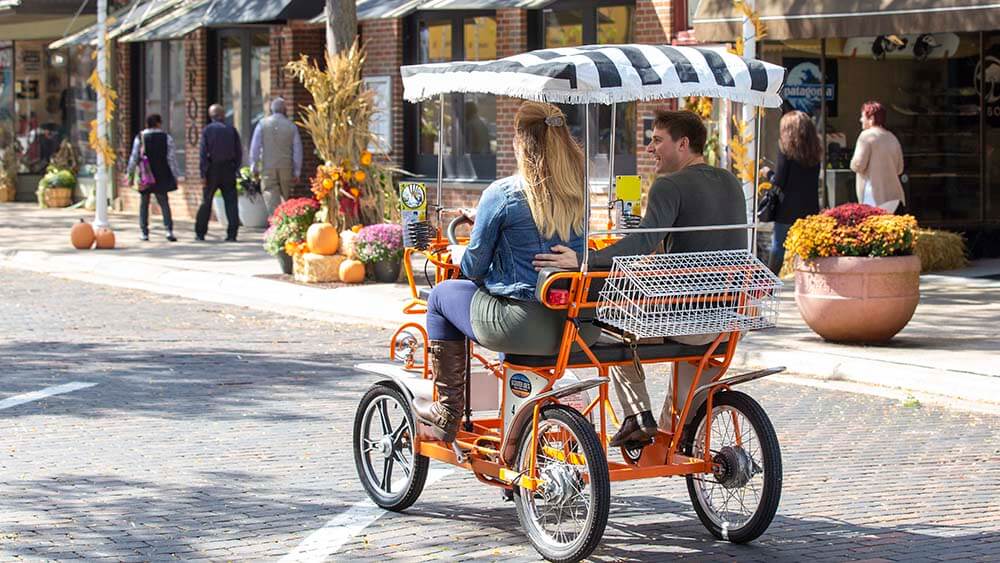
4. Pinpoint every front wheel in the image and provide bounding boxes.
[513,405,610,563]
[353,384,429,511]
[683,390,782,544]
